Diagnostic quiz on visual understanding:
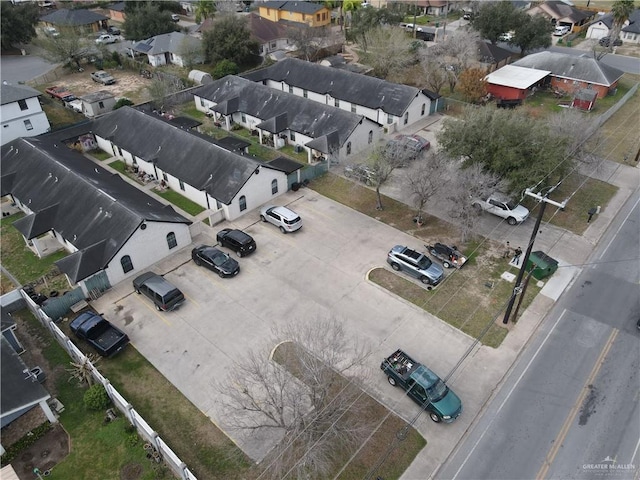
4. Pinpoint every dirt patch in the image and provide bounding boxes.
[42,69,152,103]
[120,462,144,480]
[8,424,70,480]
